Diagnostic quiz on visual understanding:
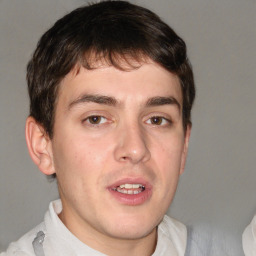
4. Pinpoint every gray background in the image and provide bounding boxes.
[0,0,255,255]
